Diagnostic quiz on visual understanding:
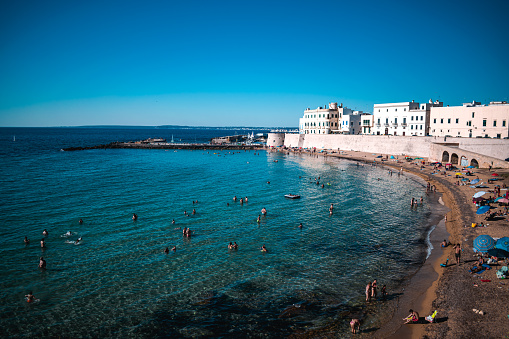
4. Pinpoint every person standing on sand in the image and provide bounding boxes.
[454,243,461,265]
[350,318,360,334]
